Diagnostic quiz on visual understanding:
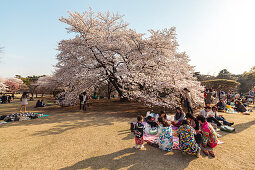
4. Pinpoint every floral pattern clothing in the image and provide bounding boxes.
[135,136,144,145]
[201,121,218,148]
[177,124,200,155]
[158,125,173,151]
